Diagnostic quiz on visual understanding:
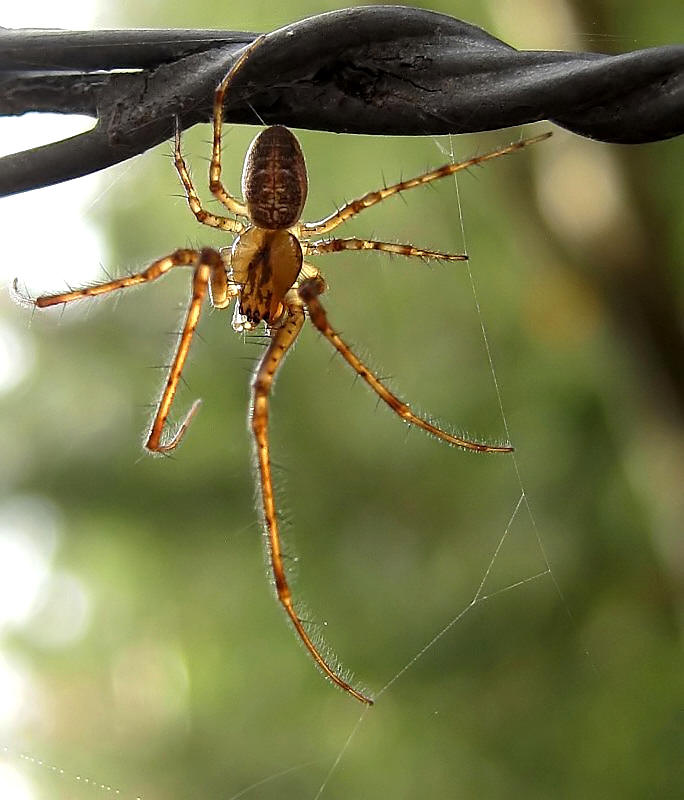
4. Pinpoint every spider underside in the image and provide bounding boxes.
[31,35,550,705]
